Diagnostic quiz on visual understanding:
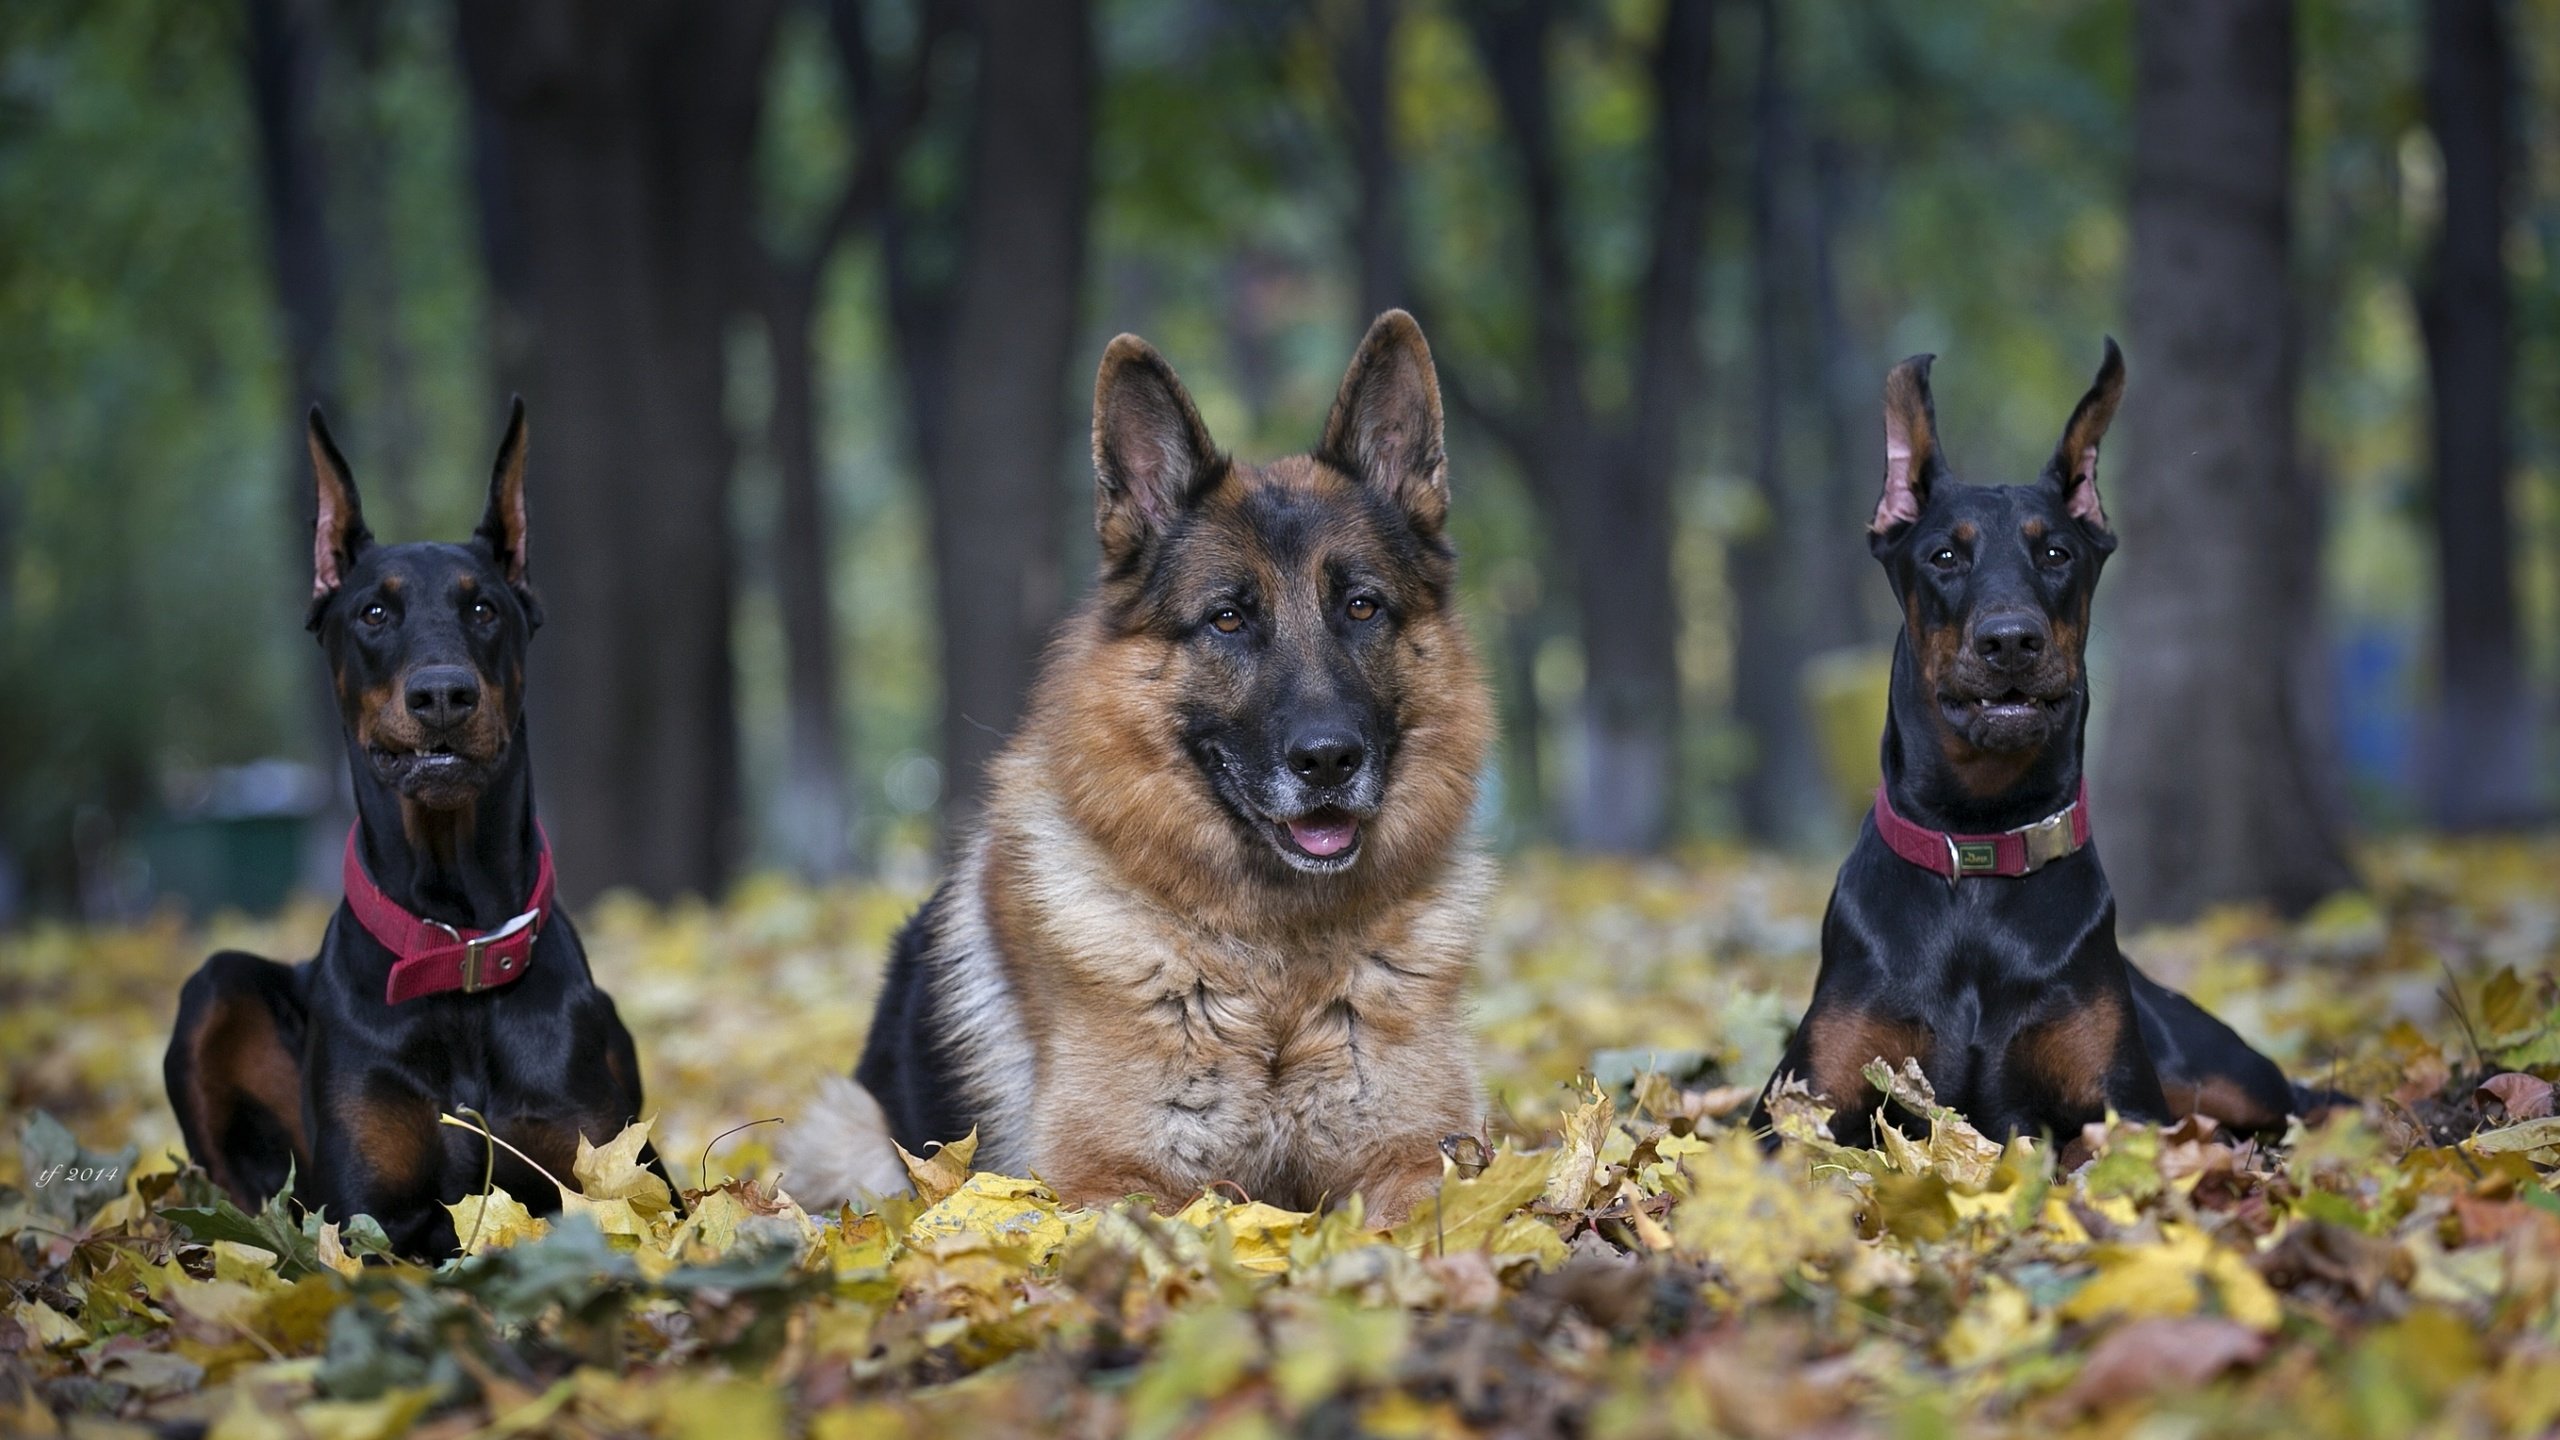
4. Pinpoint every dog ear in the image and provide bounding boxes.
[1319,309,1448,533]
[1092,334,1223,567]
[2046,336,2123,535]
[476,396,542,627]
[1871,354,1944,537]
[306,406,372,624]
[476,397,533,583]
